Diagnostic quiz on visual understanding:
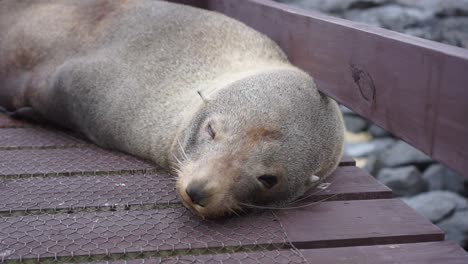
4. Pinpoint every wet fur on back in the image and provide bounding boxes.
[0,0,344,218]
